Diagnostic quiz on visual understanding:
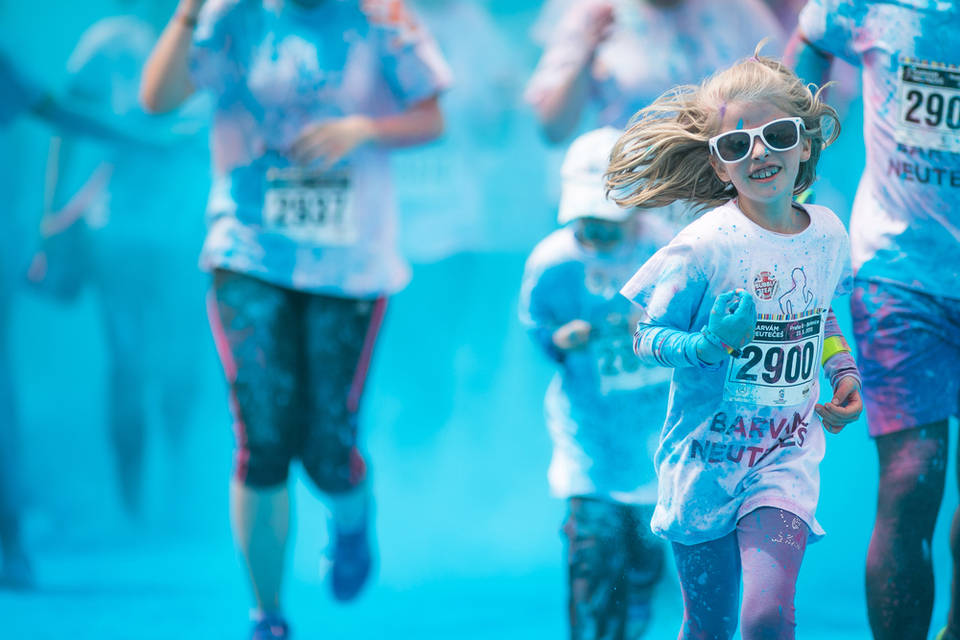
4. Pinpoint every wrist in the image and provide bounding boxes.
[700,326,741,358]
[175,0,202,26]
[694,333,728,366]
[352,115,378,146]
